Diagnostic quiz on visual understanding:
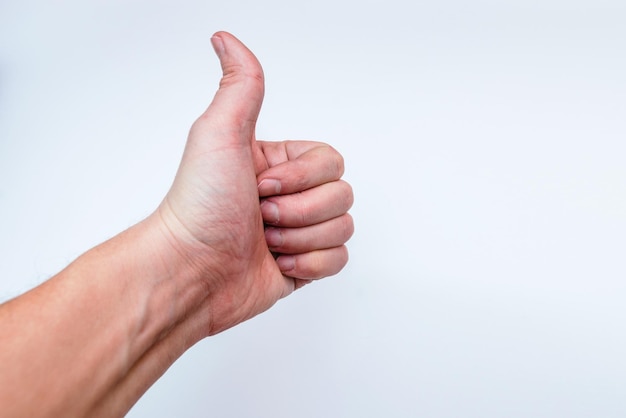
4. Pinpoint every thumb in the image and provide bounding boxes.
[196,31,265,145]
